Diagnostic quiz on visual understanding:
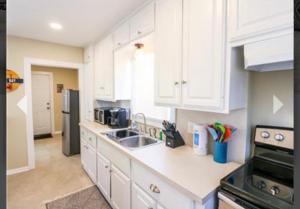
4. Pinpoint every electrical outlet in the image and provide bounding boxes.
[187,121,195,133]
